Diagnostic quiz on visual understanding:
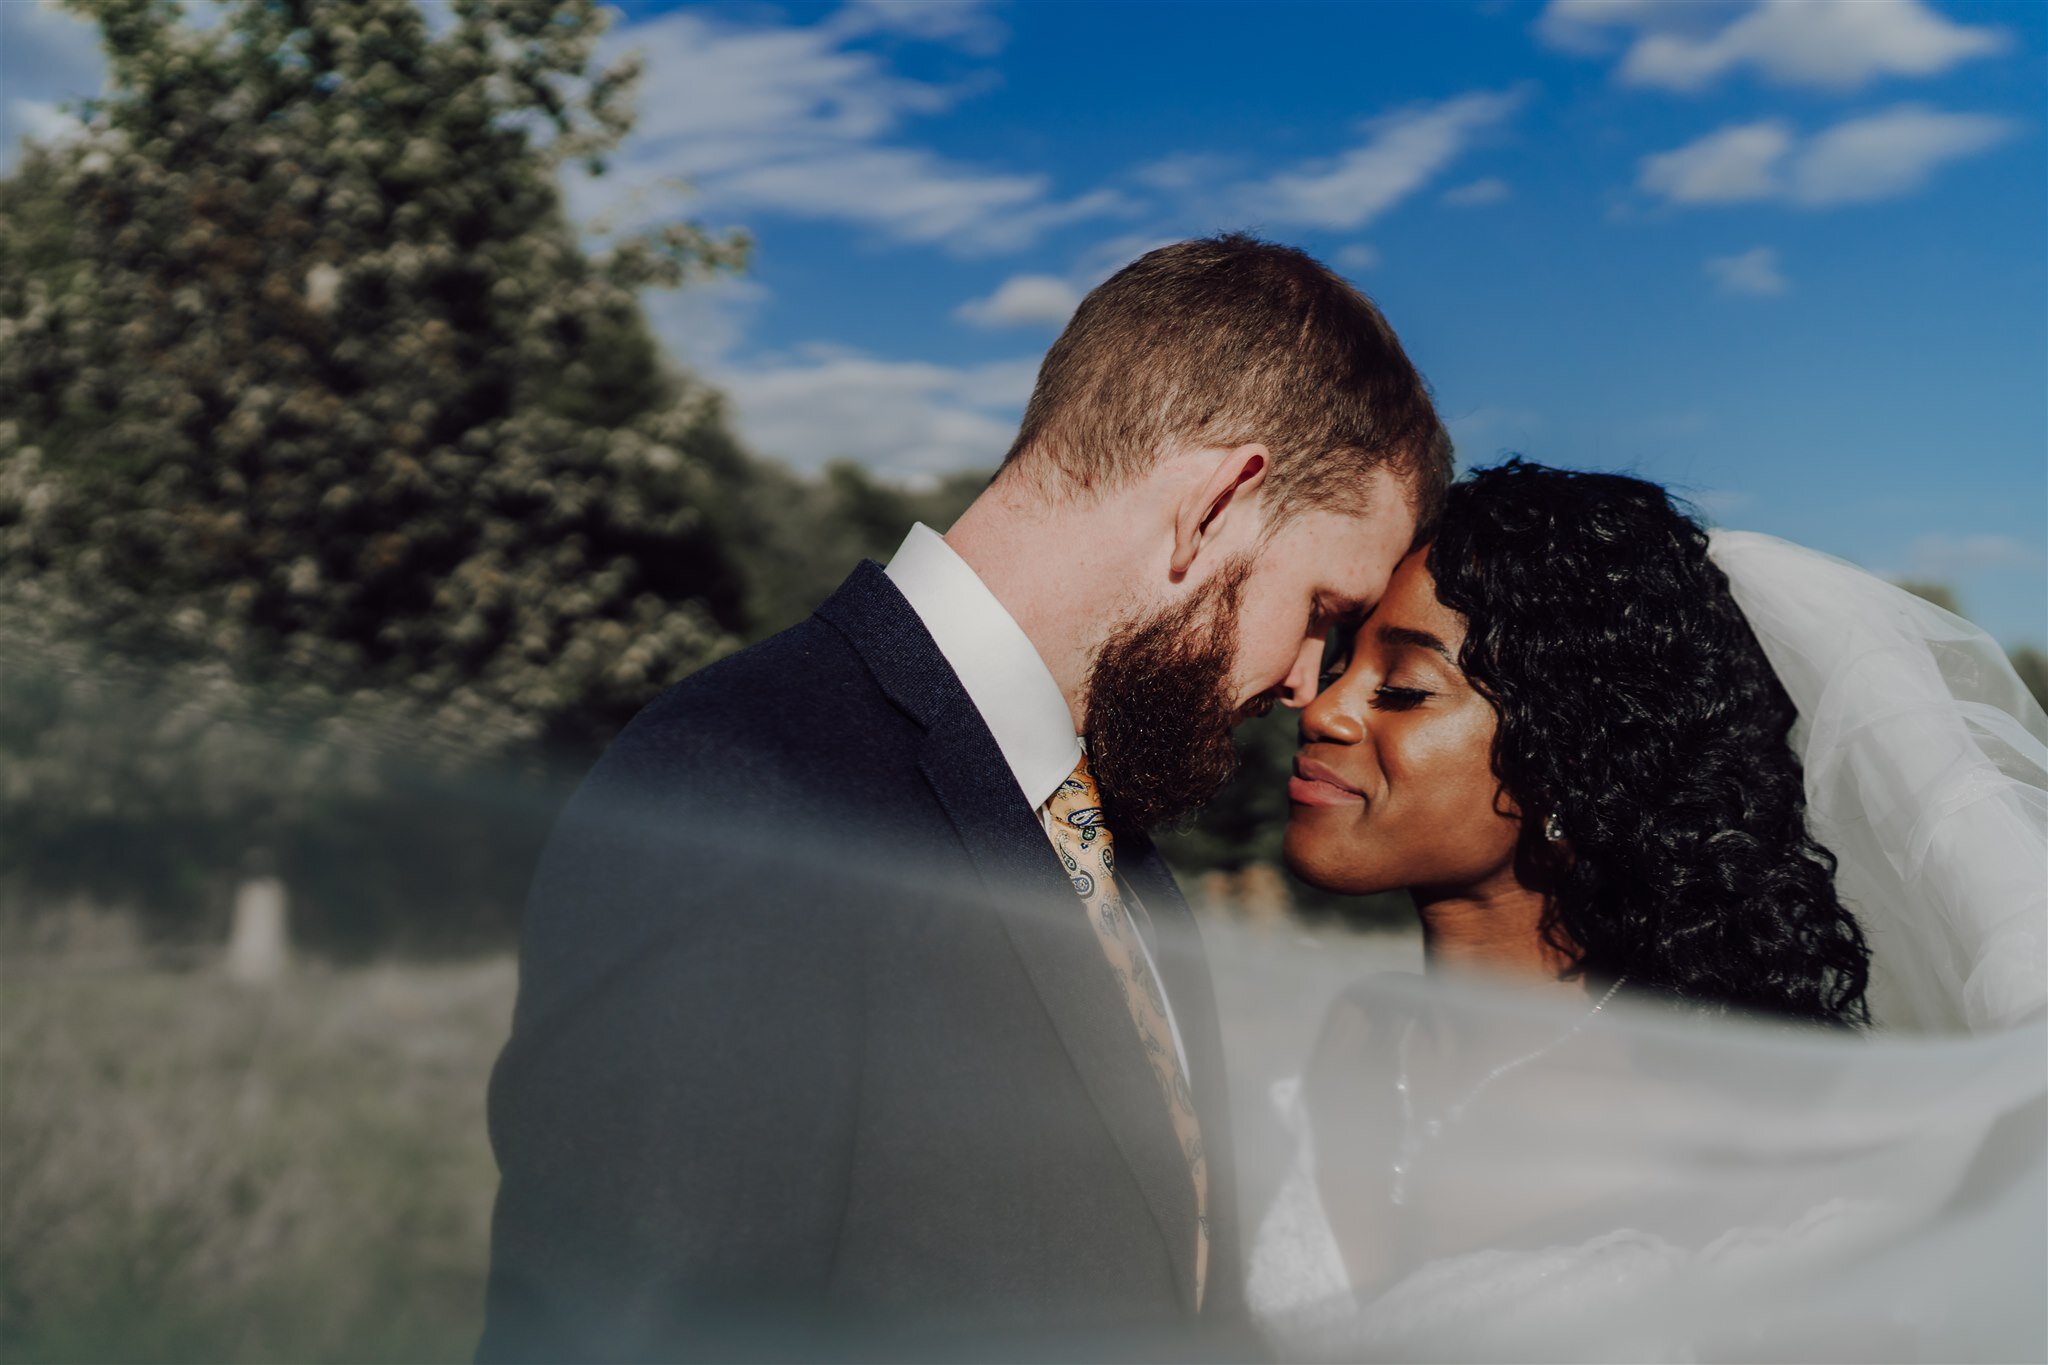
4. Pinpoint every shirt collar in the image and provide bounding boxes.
[885,523,1082,810]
